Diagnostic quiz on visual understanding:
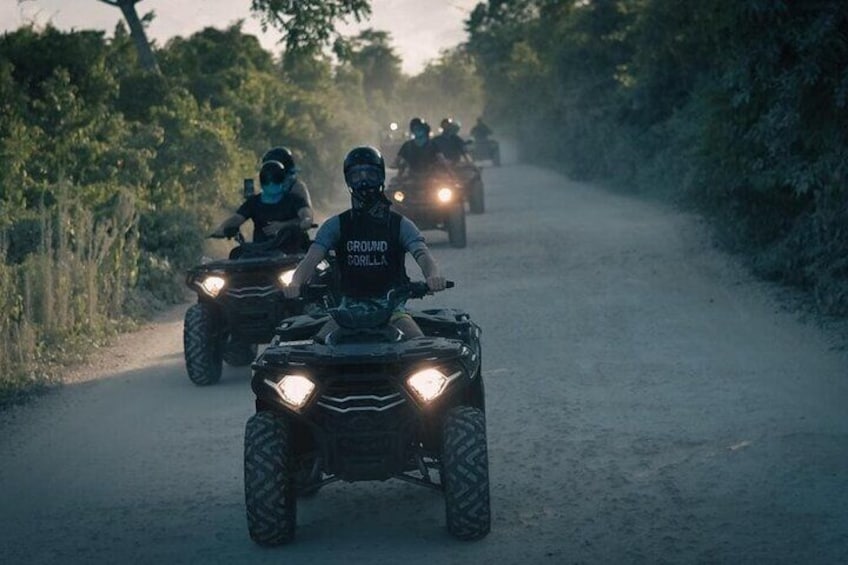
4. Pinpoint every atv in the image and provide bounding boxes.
[386,173,467,248]
[183,227,335,386]
[469,137,501,167]
[243,281,490,544]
